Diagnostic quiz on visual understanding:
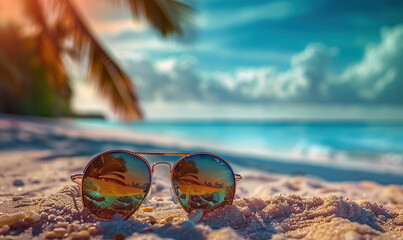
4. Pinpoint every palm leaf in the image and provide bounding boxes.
[115,0,194,36]
[49,0,144,120]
